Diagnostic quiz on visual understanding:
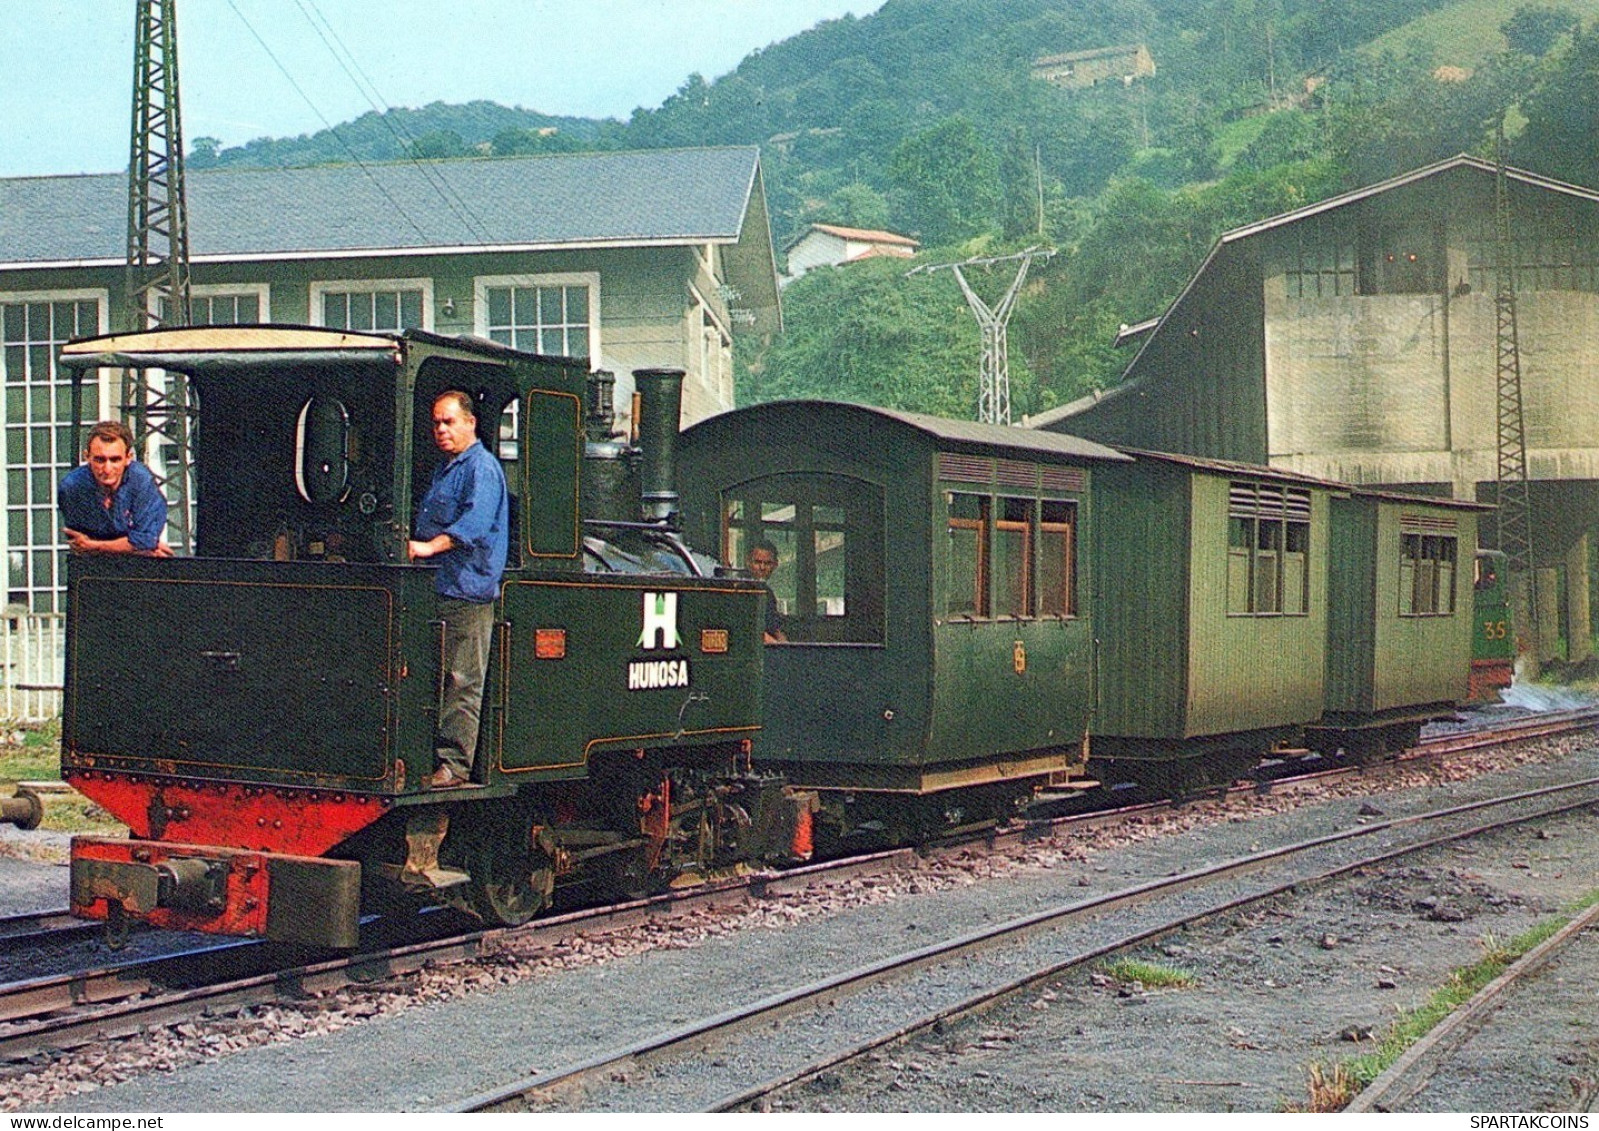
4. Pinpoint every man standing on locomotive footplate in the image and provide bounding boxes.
[408,389,509,790]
